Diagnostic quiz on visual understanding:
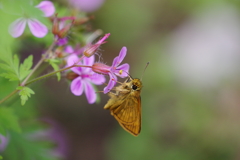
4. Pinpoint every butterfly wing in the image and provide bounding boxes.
[111,96,141,136]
